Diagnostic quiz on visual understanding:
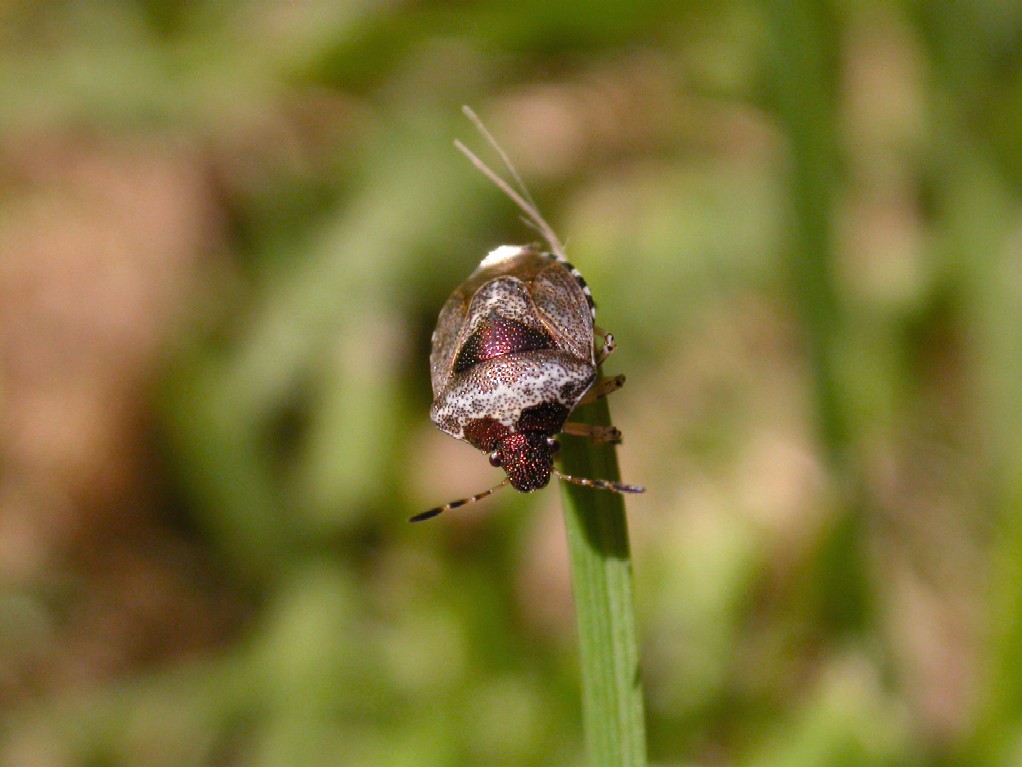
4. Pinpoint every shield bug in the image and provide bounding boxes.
[411,108,644,522]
